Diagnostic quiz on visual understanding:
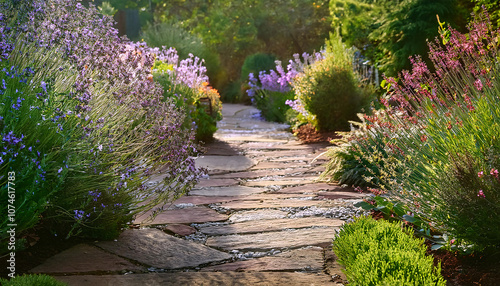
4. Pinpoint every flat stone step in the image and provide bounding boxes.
[195,155,256,171]
[173,195,238,205]
[199,217,344,236]
[97,229,231,269]
[30,244,144,274]
[244,178,316,187]
[56,271,335,286]
[189,185,266,197]
[195,178,240,188]
[205,227,338,251]
[229,209,289,223]
[217,198,325,210]
[201,247,324,272]
[134,206,228,225]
